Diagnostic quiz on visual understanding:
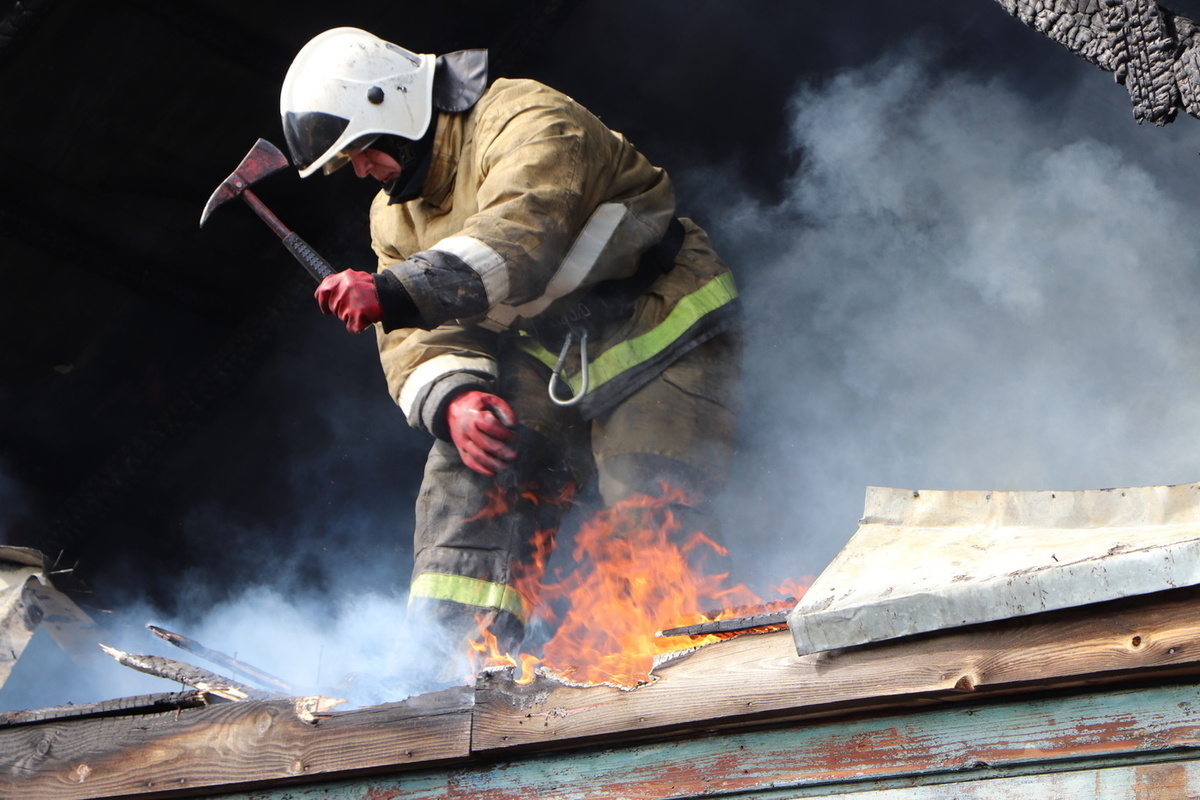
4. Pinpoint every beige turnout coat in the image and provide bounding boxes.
[370,77,739,437]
